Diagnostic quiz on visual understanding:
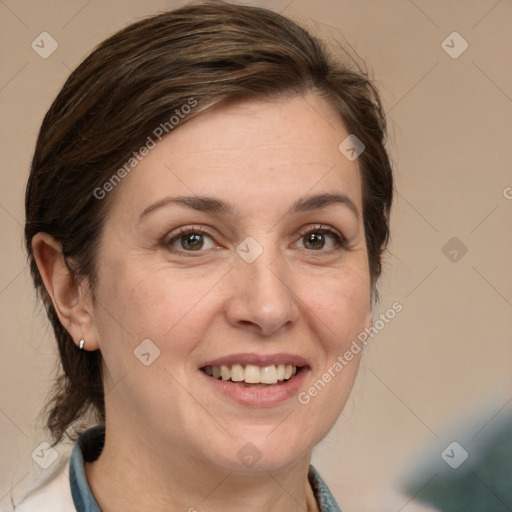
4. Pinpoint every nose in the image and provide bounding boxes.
[224,245,300,337]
